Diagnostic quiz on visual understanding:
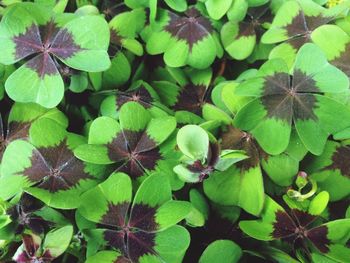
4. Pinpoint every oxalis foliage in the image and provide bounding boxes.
[0,0,349,262]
